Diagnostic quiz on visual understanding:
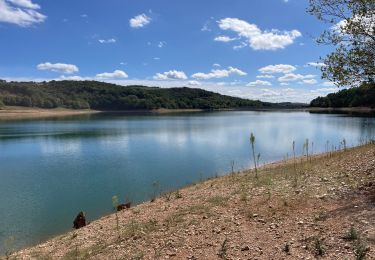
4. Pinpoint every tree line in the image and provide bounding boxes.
[310,83,375,108]
[0,80,268,110]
